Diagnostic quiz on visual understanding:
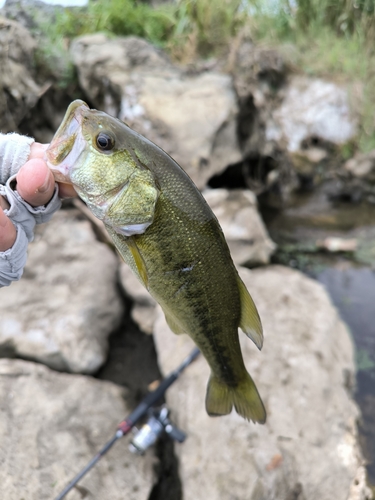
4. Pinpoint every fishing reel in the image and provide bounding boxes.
[129,406,186,454]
